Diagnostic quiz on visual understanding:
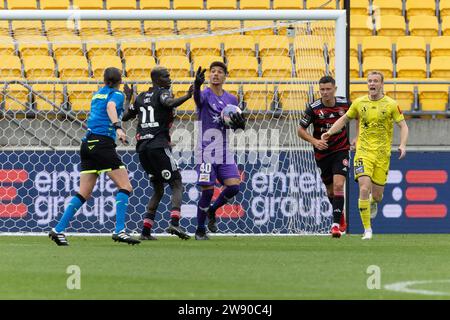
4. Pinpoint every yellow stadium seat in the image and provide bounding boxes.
[78,21,109,37]
[210,21,241,32]
[362,36,392,58]
[0,1,3,8]
[306,0,339,9]
[17,36,50,57]
[144,21,174,36]
[443,16,450,36]
[295,56,327,79]
[350,83,368,101]
[396,36,426,58]
[350,0,368,15]
[173,0,203,9]
[1,83,30,111]
[258,35,290,57]
[243,21,275,37]
[273,0,303,9]
[228,56,259,77]
[67,83,100,112]
[277,84,310,111]
[40,0,70,9]
[177,21,208,35]
[261,56,292,78]
[222,84,240,98]
[408,16,439,41]
[375,15,406,42]
[0,21,10,36]
[350,15,374,39]
[172,84,196,112]
[330,56,360,78]
[384,83,416,112]
[110,21,142,37]
[240,0,270,9]
[125,55,156,79]
[0,56,22,78]
[8,0,37,9]
[441,0,450,17]
[12,21,43,38]
[189,38,221,57]
[120,37,152,57]
[332,37,359,59]
[242,84,275,111]
[57,56,90,79]
[52,35,84,58]
[396,57,427,78]
[406,0,435,17]
[207,0,237,9]
[106,0,137,10]
[363,56,393,77]
[45,21,77,38]
[418,84,449,113]
[91,55,123,79]
[140,0,170,9]
[85,35,118,58]
[430,57,450,78]
[23,55,55,79]
[32,83,64,111]
[192,55,224,77]
[0,36,15,56]
[155,40,186,57]
[72,0,103,9]
[224,35,255,57]
[372,0,403,16]
[430,36,450,58]
[293,35,325,56]
[158,56,191,78]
